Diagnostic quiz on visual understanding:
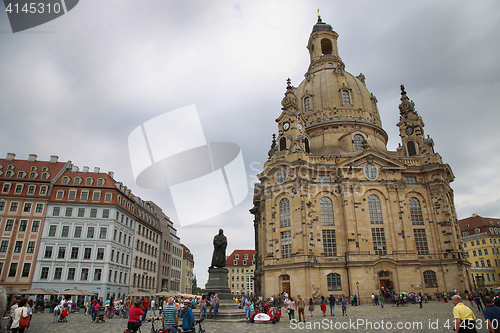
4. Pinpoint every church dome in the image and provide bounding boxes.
[290,17,388,154]
[311,17,333,32]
